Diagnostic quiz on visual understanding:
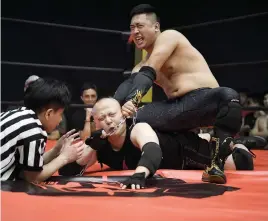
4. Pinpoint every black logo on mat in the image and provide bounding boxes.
[1,175,239,198]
